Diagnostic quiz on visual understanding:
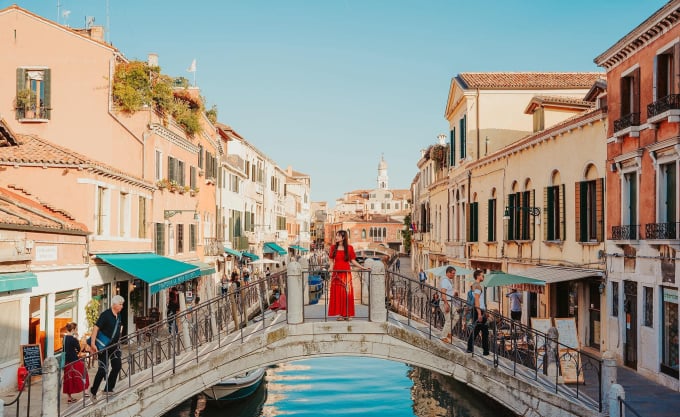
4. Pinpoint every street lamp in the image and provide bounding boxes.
[502,206,541,220]
[164,210,200,221]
